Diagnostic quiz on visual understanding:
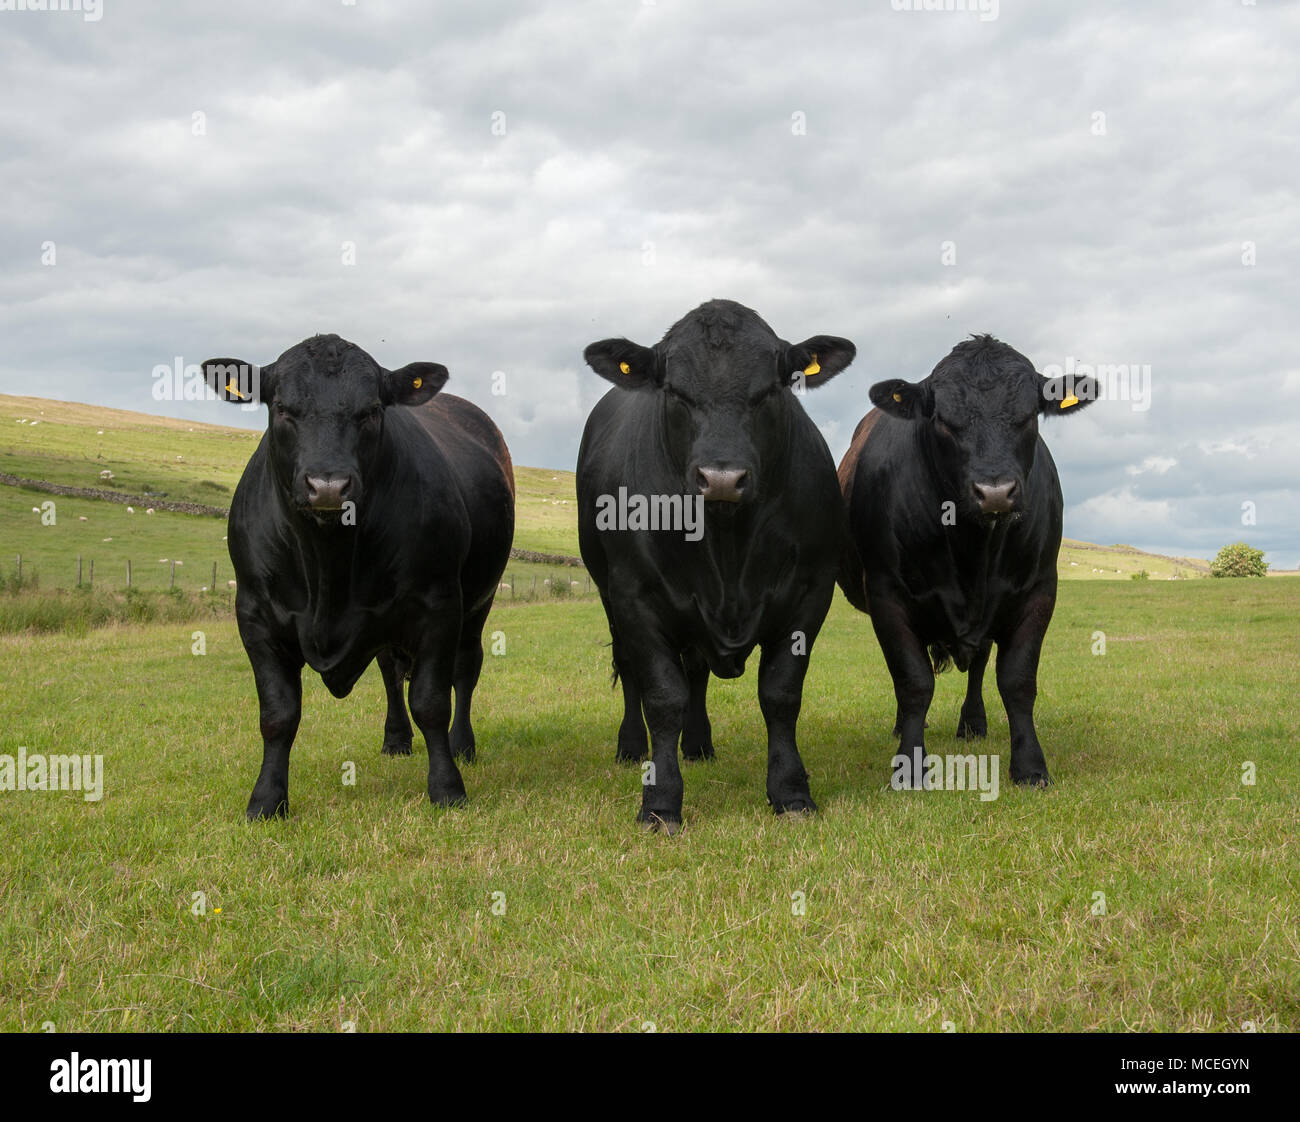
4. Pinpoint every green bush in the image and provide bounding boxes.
[1210,542,1269,579]
[1130,569,1149,581]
